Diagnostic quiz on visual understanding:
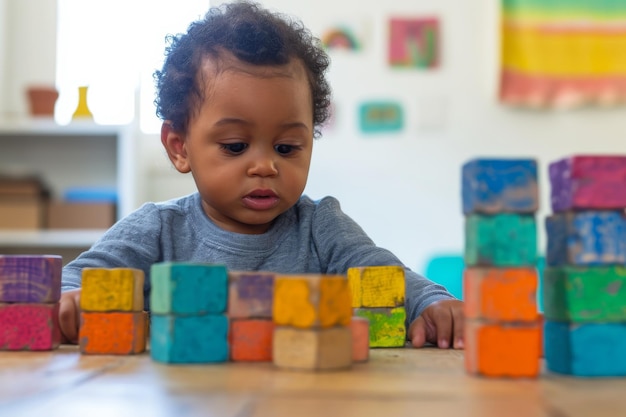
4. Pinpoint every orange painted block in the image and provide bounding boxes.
[273,274,352,329]
[464,267,538,322]
[350,316,369,362]
[464,319,540,378]
[79,311,147,355]
[229,319,274,362]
